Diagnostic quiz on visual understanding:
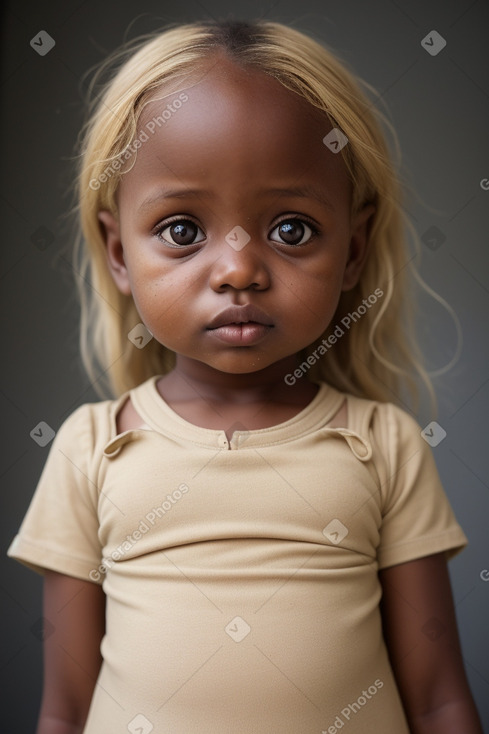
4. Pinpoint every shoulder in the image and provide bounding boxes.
[53,391,129,463]
[338,390,436,489]
[342,390,423,446]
